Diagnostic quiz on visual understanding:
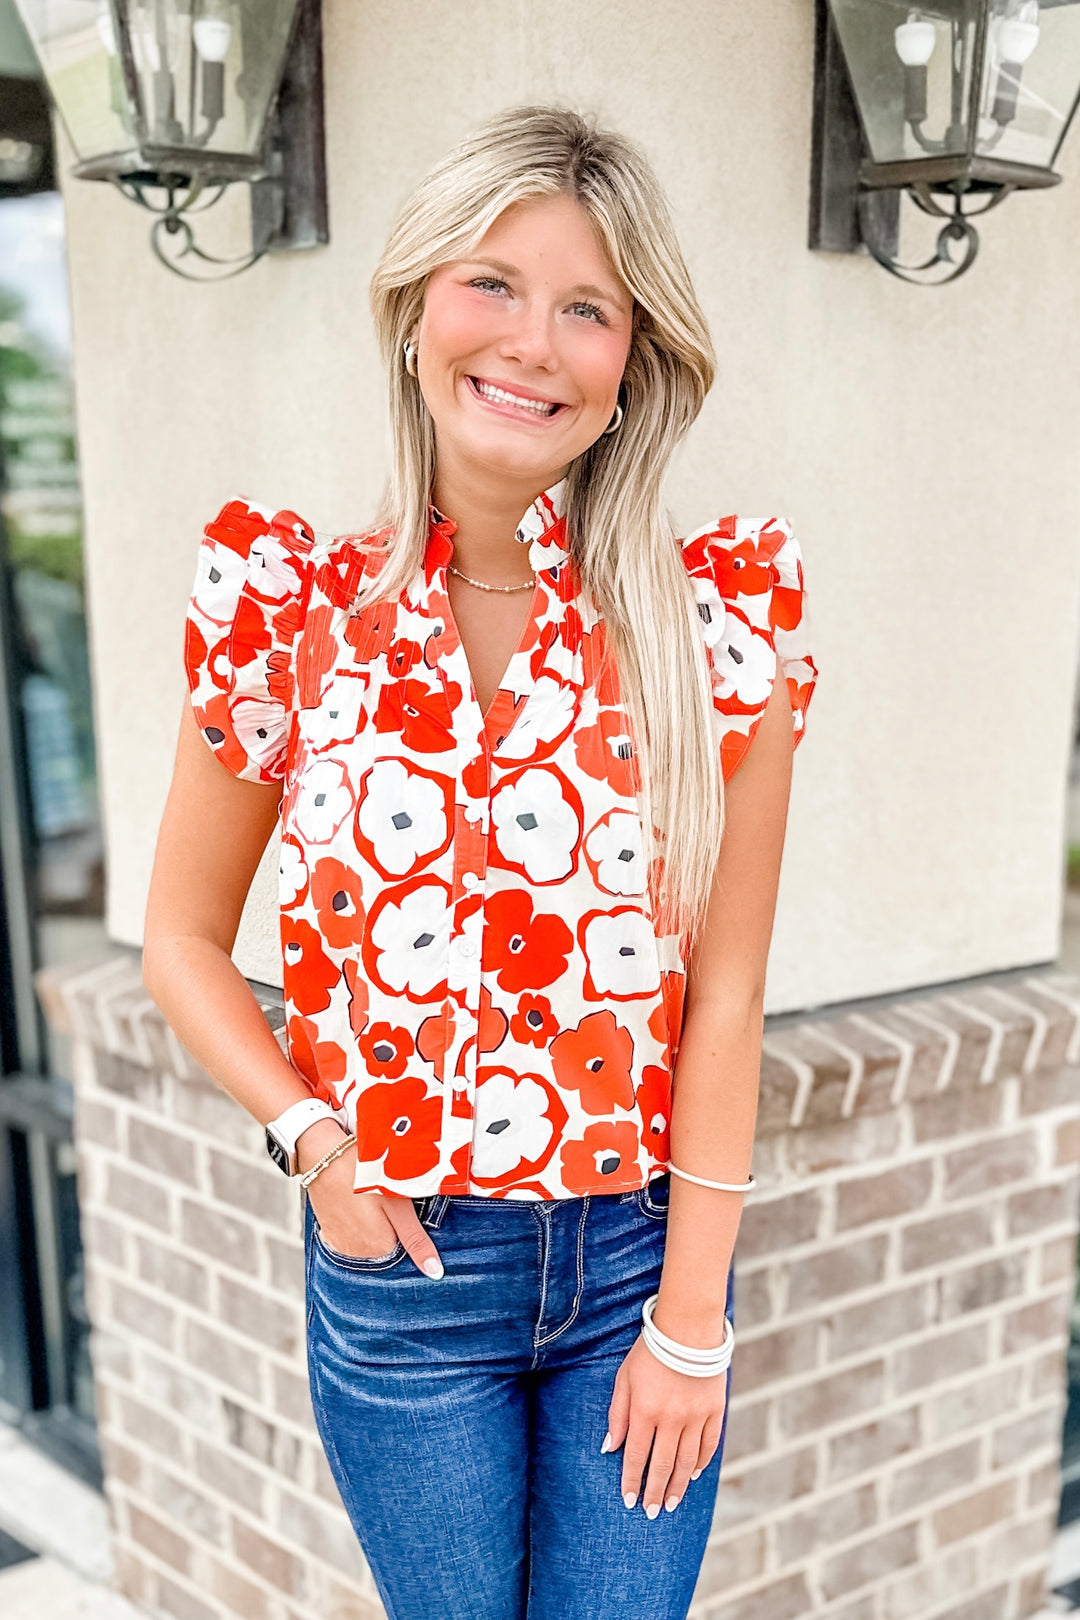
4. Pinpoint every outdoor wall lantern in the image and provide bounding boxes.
[809,0,1080,284]
[11,0,328,280]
